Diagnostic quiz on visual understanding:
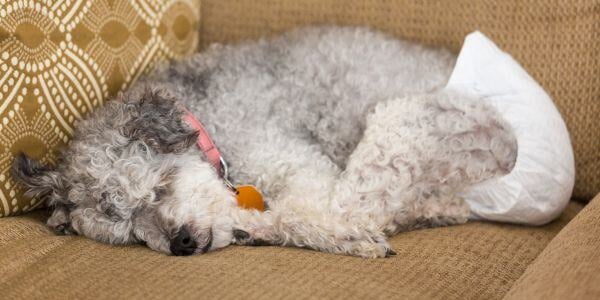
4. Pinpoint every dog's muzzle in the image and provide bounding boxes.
[170,226,213,256]
[170,227,197,256]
